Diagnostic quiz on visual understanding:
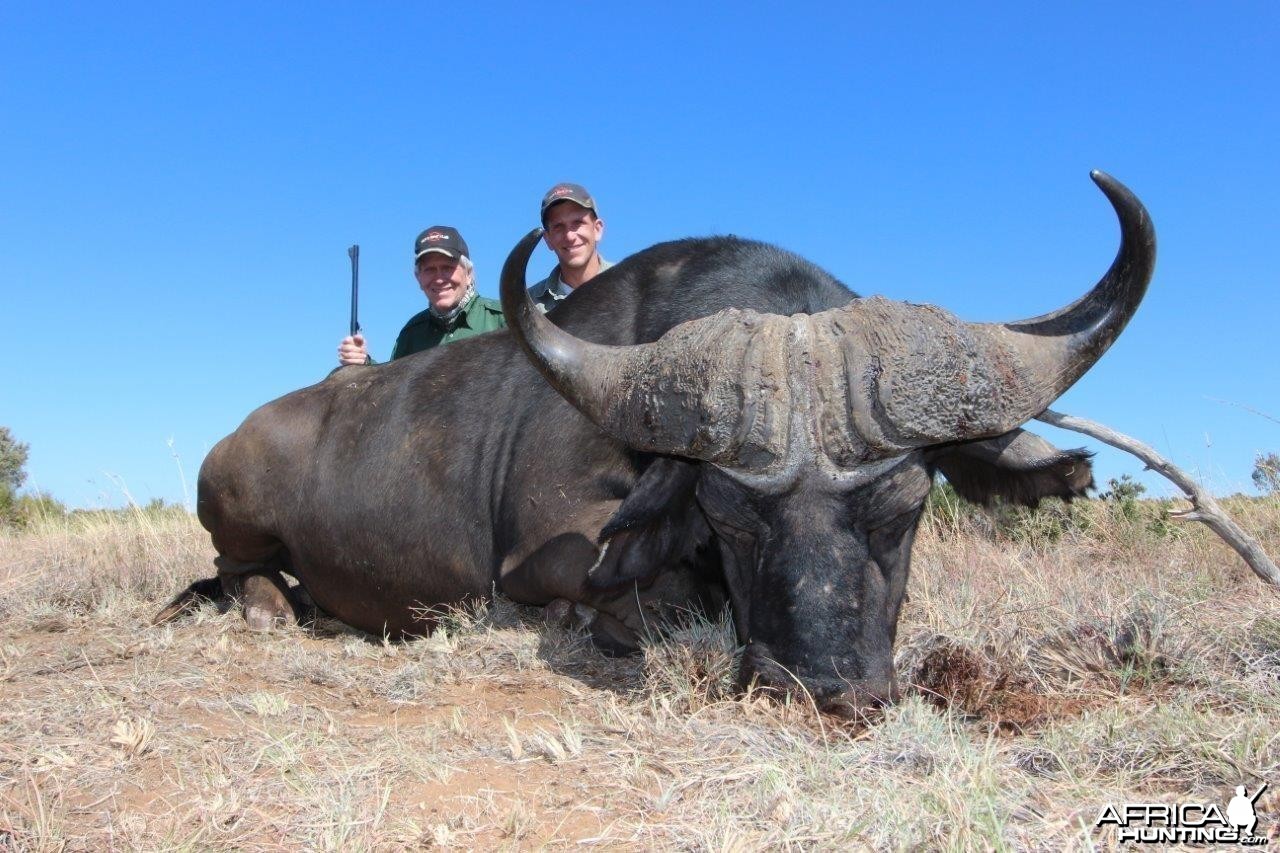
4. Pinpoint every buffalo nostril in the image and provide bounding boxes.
[738,645,902,718]
[816,679,899,720]
[818,695,870,719]
[738,650,799,697]
[850,678,899,707]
